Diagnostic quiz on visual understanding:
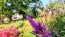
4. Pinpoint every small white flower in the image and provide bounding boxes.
[6,2,11,6]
